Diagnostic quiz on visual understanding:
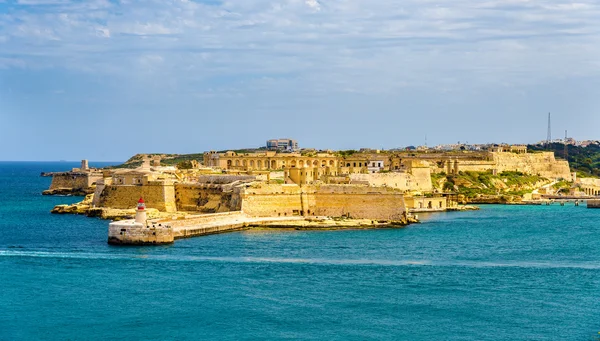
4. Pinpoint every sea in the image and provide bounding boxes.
[1,161,599,340]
